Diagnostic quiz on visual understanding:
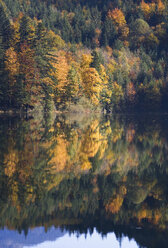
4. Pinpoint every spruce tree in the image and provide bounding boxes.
[0,0,12,48]
[90,50,101,73]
